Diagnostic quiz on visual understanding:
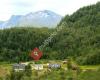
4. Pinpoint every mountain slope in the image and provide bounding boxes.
[59,2,100,27]
[48,2,100,65]
[0,10,62,29]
